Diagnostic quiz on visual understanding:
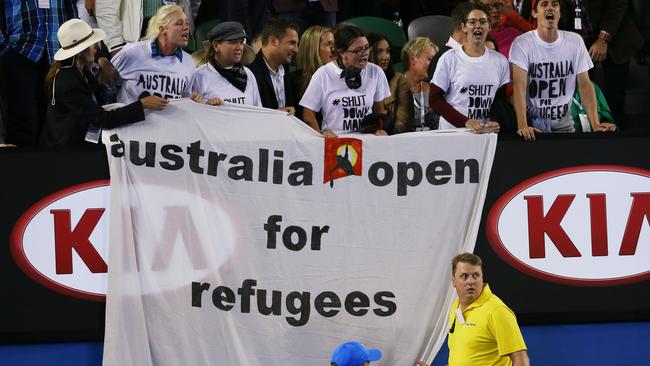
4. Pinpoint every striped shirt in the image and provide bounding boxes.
[0,0,78,63]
